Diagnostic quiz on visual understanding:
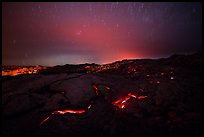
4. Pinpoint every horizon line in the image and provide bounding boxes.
[2,50,201,67]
